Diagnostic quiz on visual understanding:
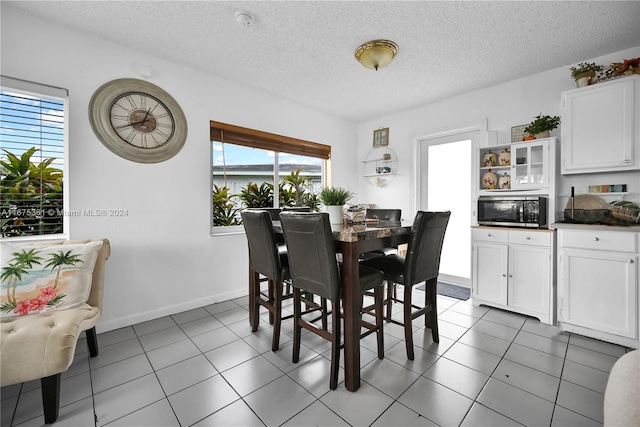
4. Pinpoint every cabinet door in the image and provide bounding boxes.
[508,245,550,315]
[472,242,508,304]
[561,248,637,339]
[511,141,549,189]
[561,77,637,174]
